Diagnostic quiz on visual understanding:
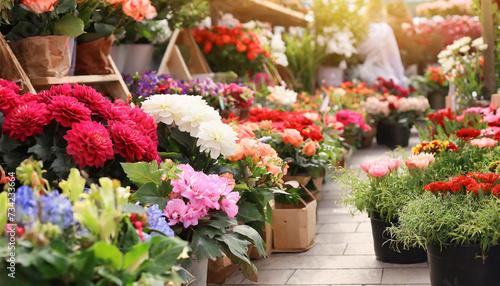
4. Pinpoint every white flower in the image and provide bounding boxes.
[471,37,484,48]
[398,98,411,112]
[176,104,221,136]
[197,121,238,159]
[266,86,297,106]
[141,94,183,125]
[459,46,470,53]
